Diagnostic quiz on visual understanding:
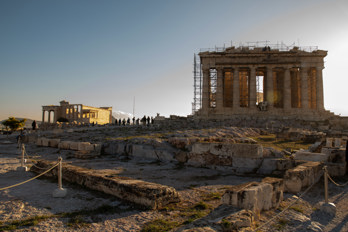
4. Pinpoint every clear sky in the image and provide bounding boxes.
[1,0,348,120]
